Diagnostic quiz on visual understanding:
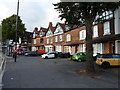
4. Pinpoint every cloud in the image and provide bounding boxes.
[0,0,63,32]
